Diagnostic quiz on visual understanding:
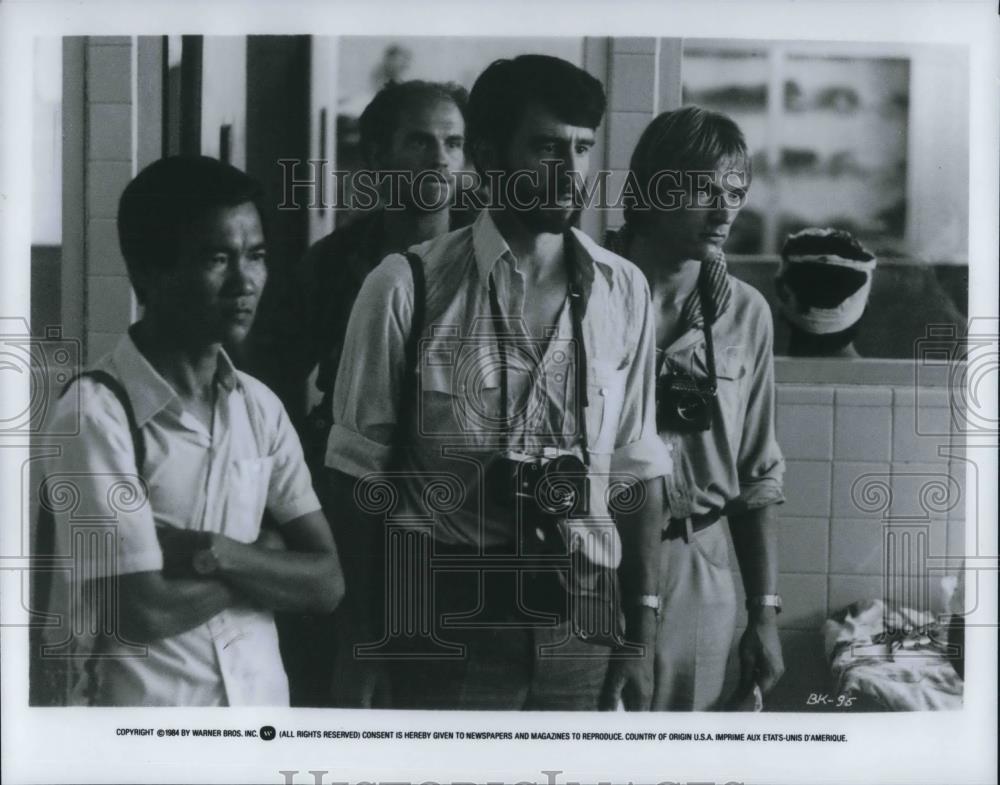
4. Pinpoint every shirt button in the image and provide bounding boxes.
[599,387,608,396]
